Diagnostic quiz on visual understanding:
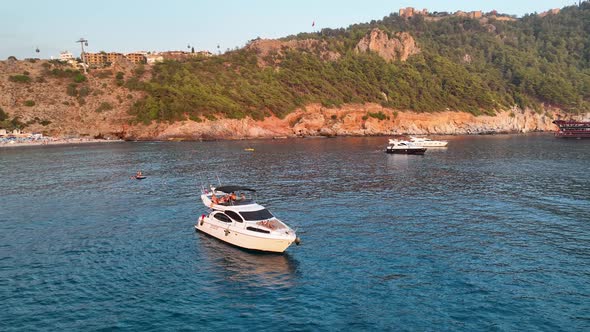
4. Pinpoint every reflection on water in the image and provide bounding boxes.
[197,233,299,288]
